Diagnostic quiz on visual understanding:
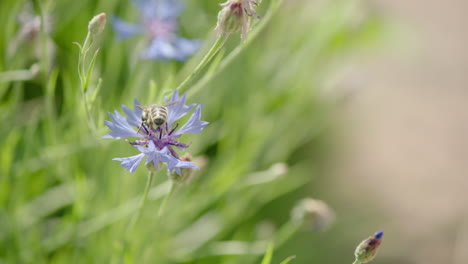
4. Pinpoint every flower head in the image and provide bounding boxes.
[354,230,384,263]
[103,90,209,174]
[291,198,335,231]
[89,13,107,36]
[215,0,261,40]
[111,0,200,60]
